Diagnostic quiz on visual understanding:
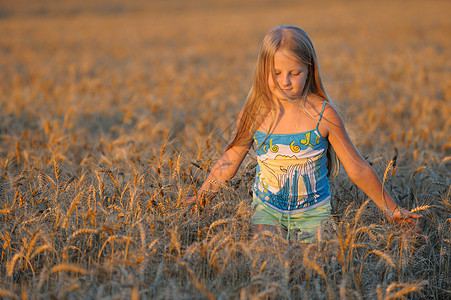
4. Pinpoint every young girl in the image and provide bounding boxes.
[187,25,421,241]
